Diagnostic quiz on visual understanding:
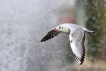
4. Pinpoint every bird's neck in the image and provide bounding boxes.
[62,28,70,34]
